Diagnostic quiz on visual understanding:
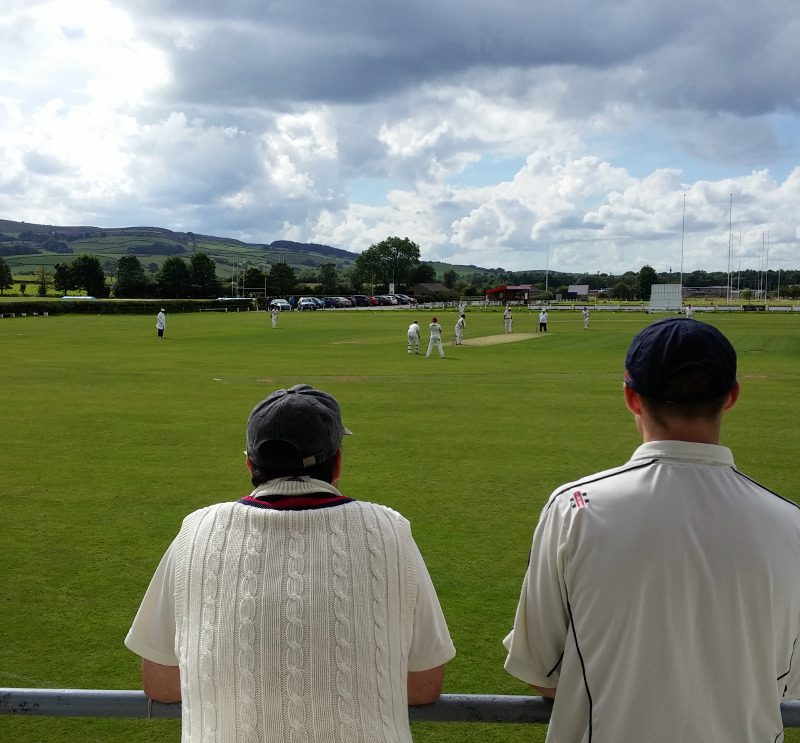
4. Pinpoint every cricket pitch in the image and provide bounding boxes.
[462,332,544,346]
